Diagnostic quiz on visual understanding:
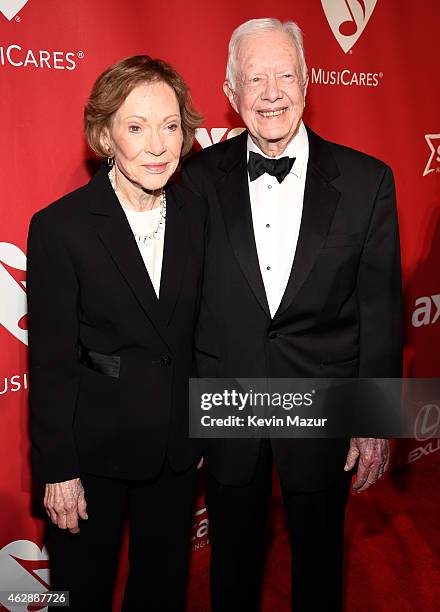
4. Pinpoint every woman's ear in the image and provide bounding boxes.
[100,127,113,156]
